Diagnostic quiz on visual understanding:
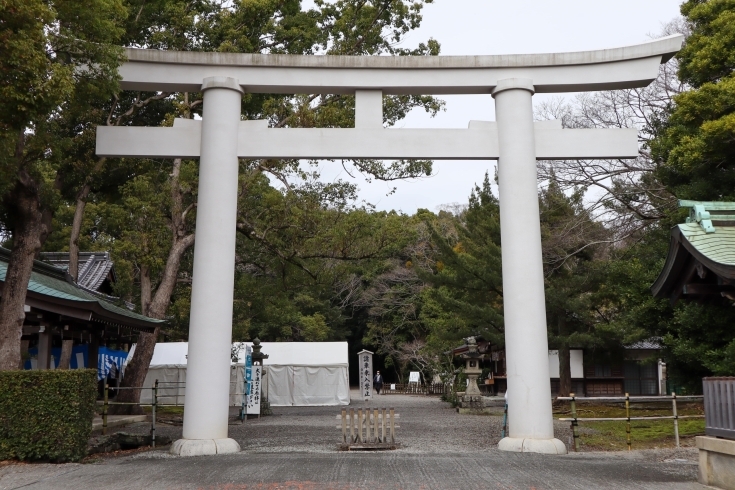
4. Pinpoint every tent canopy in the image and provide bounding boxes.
[134,341,350,407]
[136,341,349,368]
[148,341,189,367]
[234,341,348,367]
